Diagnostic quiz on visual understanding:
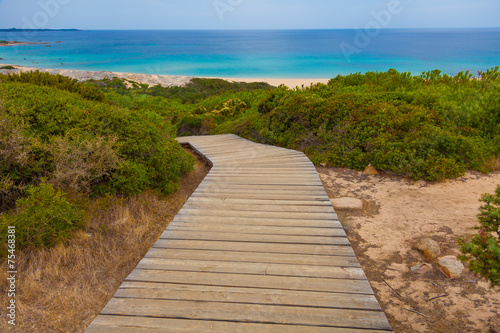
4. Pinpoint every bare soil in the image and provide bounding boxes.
[317,166,500,333]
